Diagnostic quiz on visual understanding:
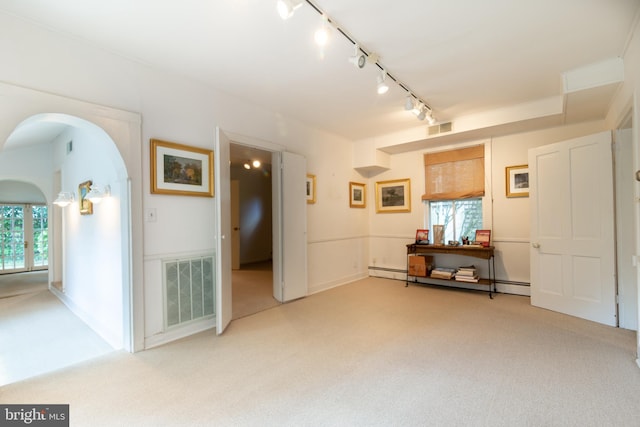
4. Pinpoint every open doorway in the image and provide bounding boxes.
[230,143,279,319]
